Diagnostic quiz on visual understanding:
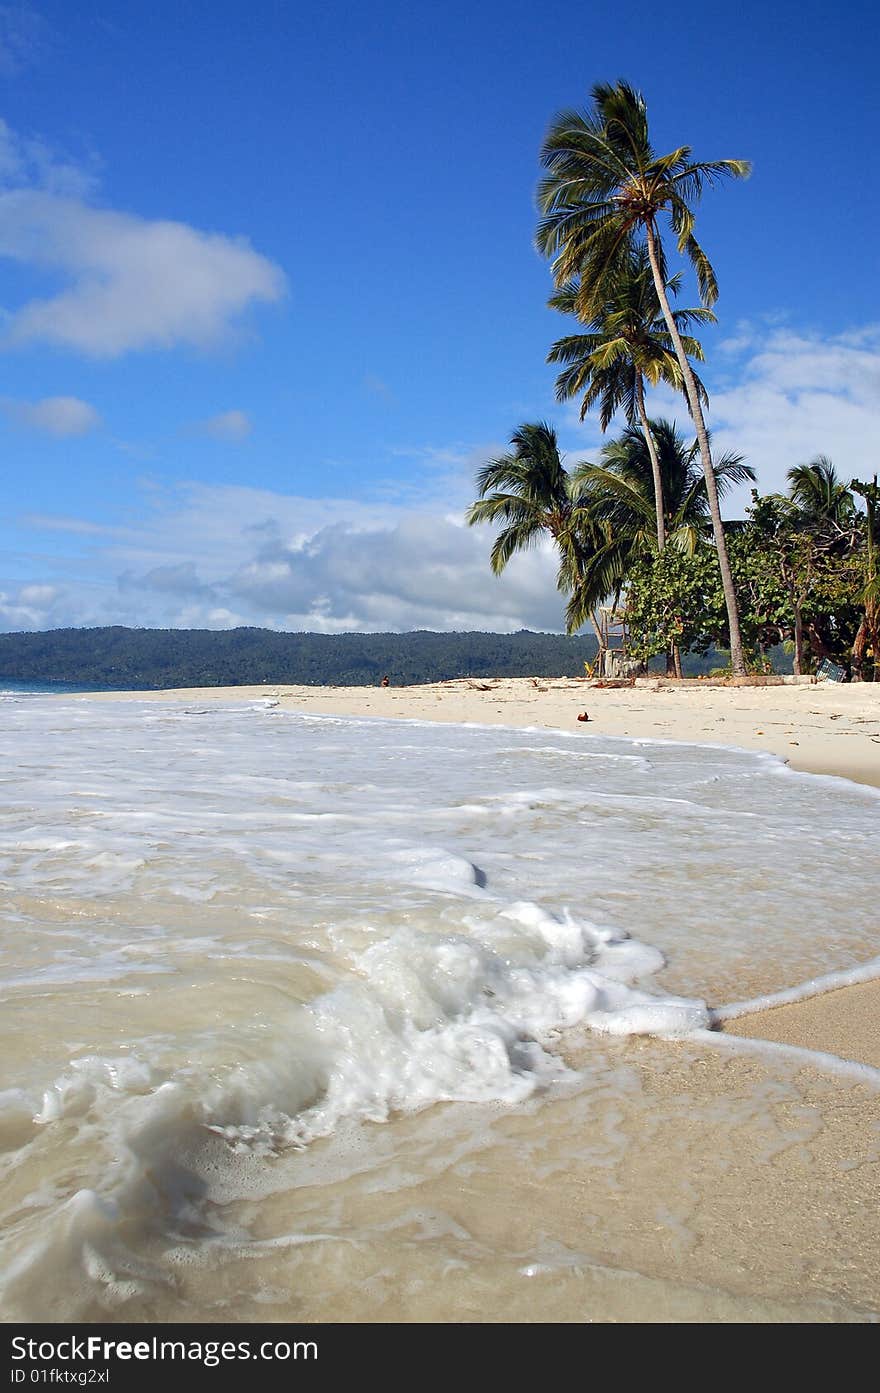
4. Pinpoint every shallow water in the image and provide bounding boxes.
[1,696,878,1321]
